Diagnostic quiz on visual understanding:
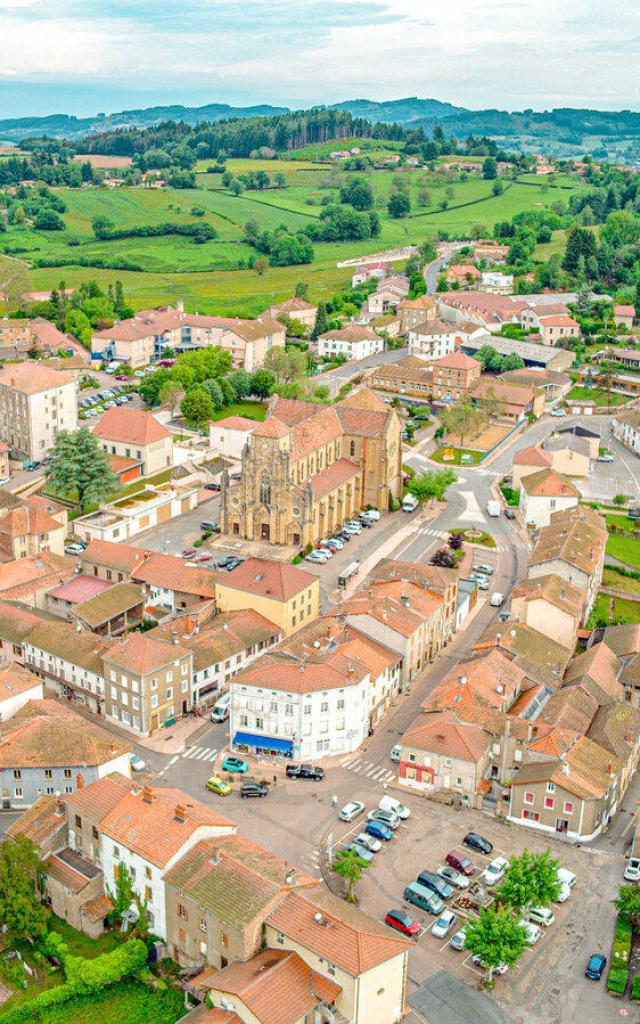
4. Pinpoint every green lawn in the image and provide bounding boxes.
[209,401,267,422]
[566,386,632,407]
[606,533,640,569]
[603,566,640,596]
[25,981,184,1024]
[606,513,640,533]
[5,161,585,316]
[431,446,484,465]
[457,528,497,548]
[588,593,640,627]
